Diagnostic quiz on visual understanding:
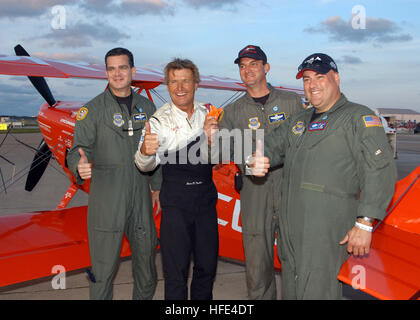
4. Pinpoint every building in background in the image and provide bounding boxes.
[376,108,420,128]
